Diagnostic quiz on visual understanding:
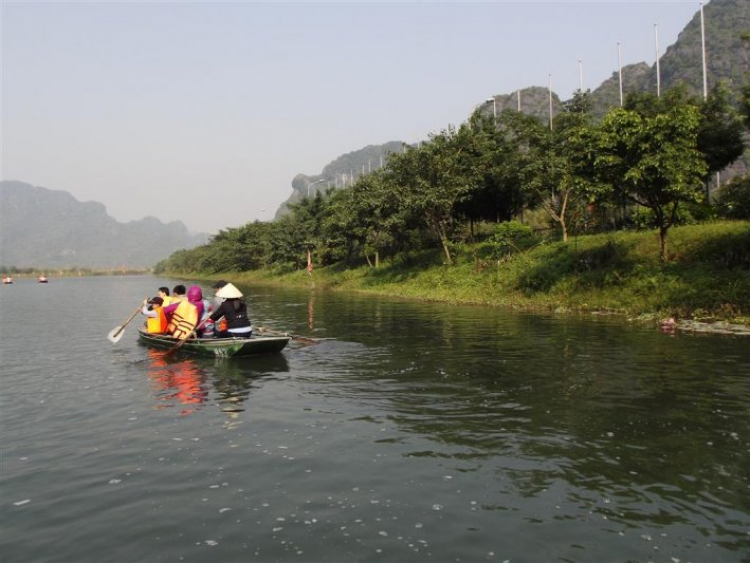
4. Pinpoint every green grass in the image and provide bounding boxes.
[186,221,750,325]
